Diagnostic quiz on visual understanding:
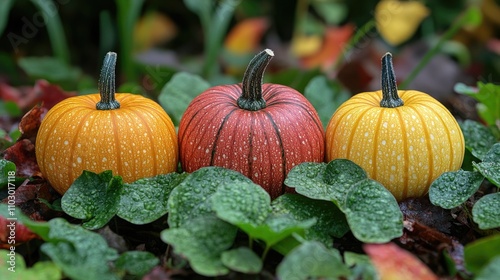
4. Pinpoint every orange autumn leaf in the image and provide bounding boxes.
[364,243,438,280]
[224,17,269,54]
[298,24,354,71]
